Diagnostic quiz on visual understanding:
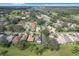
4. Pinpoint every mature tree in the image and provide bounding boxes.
[5,24,14,31]
[41,29,49,37]
[37,19,46,25]
[0,26,5,33]
[13,25,25,32]
[16,40,35,50]
[45,38,60,51]
[34,45,45,55]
